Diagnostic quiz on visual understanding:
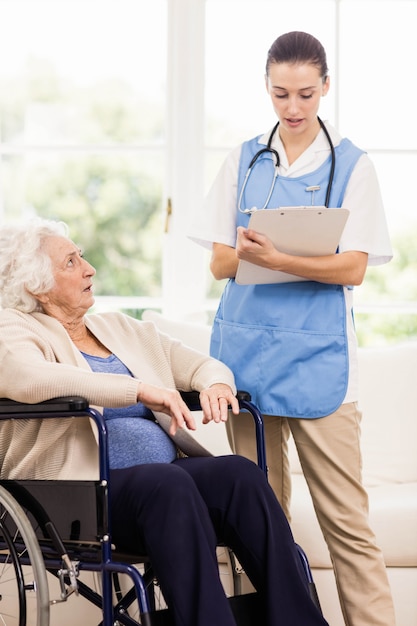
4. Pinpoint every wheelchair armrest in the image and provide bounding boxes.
[0,396,89,414]
[0,391,253,414]
[0,396,111,481]
[180,389,252,410]
[0,391,266,476]
[179,390,201,409]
